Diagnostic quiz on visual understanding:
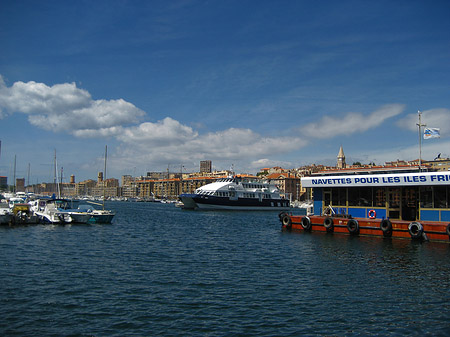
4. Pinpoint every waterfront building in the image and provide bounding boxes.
[266,172,301,201]
[75,179,97,196]
[16,178,25,192]
[0,176,7,190]
[424,157,450,171]
[200,160,212,173]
